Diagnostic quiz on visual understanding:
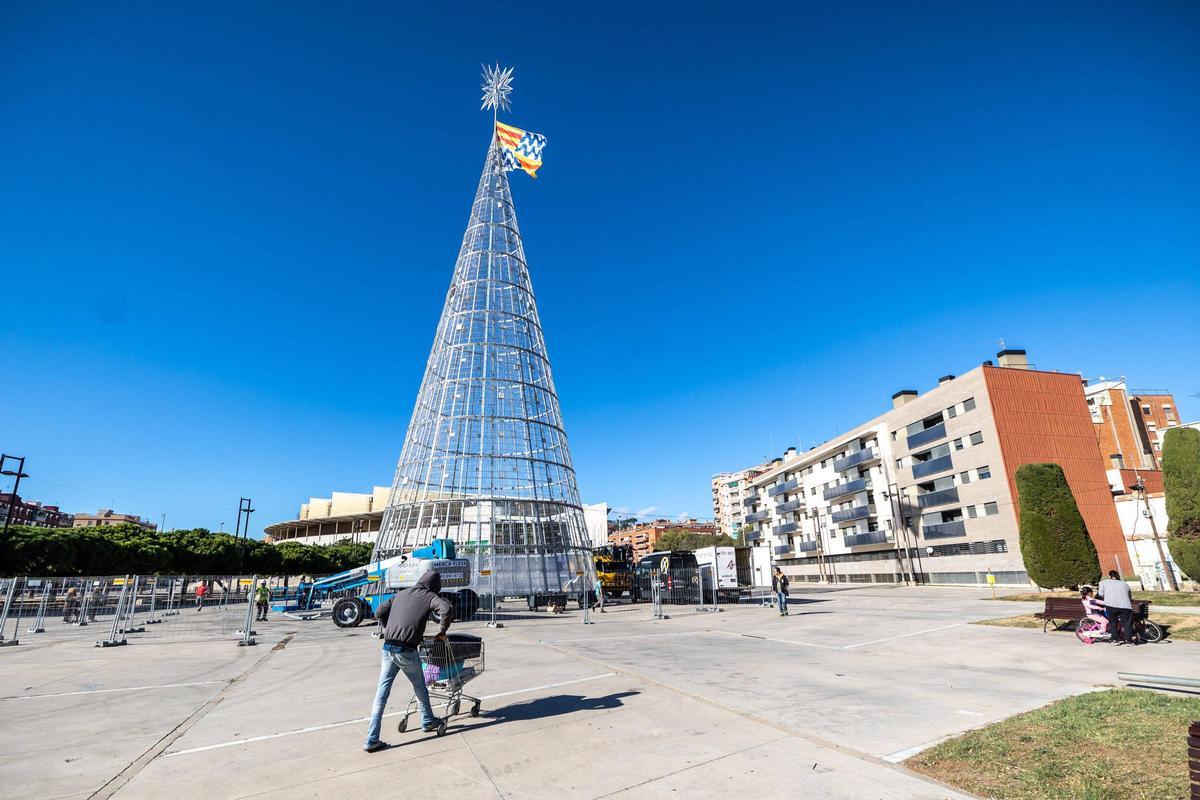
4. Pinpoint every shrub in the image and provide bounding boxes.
[1163,428,1200,581]
[1015,463,1100,589]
